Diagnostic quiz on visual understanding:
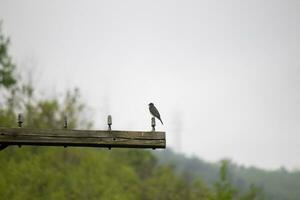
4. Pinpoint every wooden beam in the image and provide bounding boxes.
[0,127,166,149]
